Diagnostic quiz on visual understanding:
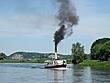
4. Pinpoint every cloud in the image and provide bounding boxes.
[0,0,110,39]
[0,0,57,38]
[75,14,110,37]
[0,12,56,38]
[72,0,110,39]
